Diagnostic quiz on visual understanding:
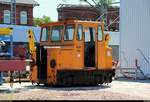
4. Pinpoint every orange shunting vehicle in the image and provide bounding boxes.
[28,20,115,86]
